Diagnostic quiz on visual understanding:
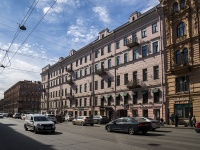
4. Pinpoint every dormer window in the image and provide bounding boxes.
[132,17,135,21]
[173,2,178,13]
[180,0,186,9]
